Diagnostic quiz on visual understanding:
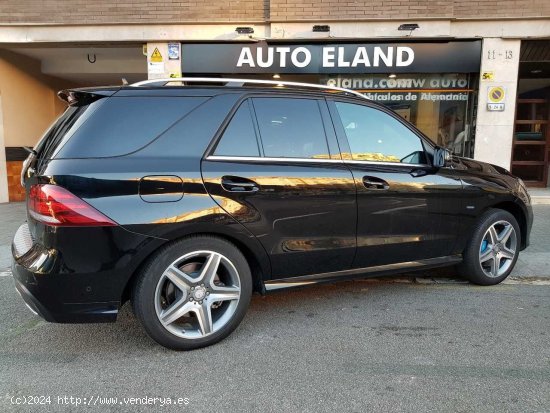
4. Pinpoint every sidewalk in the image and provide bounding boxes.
[1,199,549,279]
[0,202,25,273]
[512,189,550,279]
